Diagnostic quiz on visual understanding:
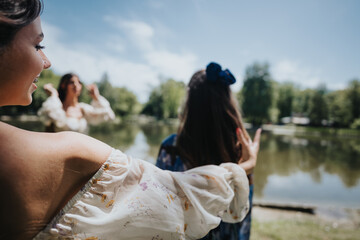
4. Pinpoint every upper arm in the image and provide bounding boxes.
[40,131,112,171]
